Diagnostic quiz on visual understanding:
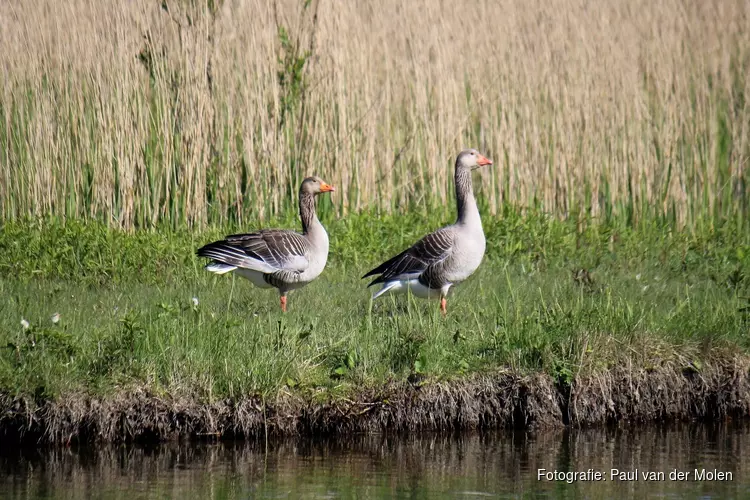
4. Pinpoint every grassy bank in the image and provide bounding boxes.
[2,0,750,443]
[1,212,749,441]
